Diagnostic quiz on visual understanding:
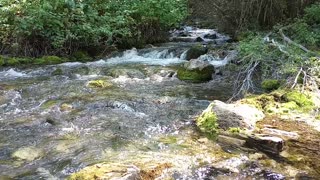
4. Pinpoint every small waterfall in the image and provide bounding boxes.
[95,48,186,66]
